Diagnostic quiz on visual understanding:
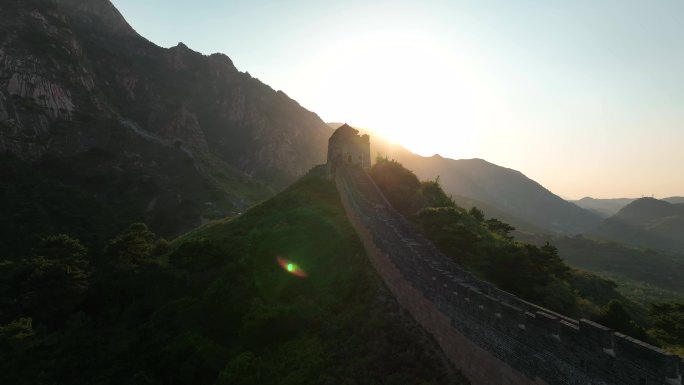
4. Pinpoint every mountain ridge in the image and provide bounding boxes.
[591,197,684,253]
[1,0,331,179]
[571,197,637,218]
[328,123,602,234]
[0,0,331,253]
